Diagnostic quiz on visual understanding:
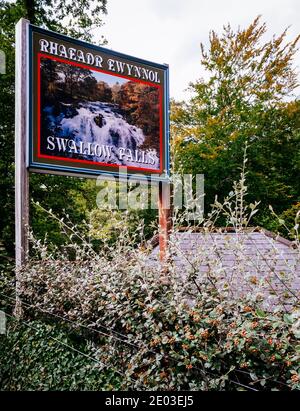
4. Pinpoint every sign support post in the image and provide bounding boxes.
[15,18,30,317]
[158,181,172,264]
